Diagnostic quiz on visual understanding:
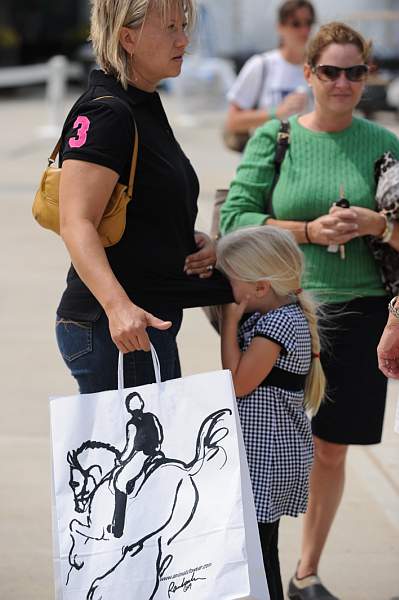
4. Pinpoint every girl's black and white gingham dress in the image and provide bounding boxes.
[237,303,313,524]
